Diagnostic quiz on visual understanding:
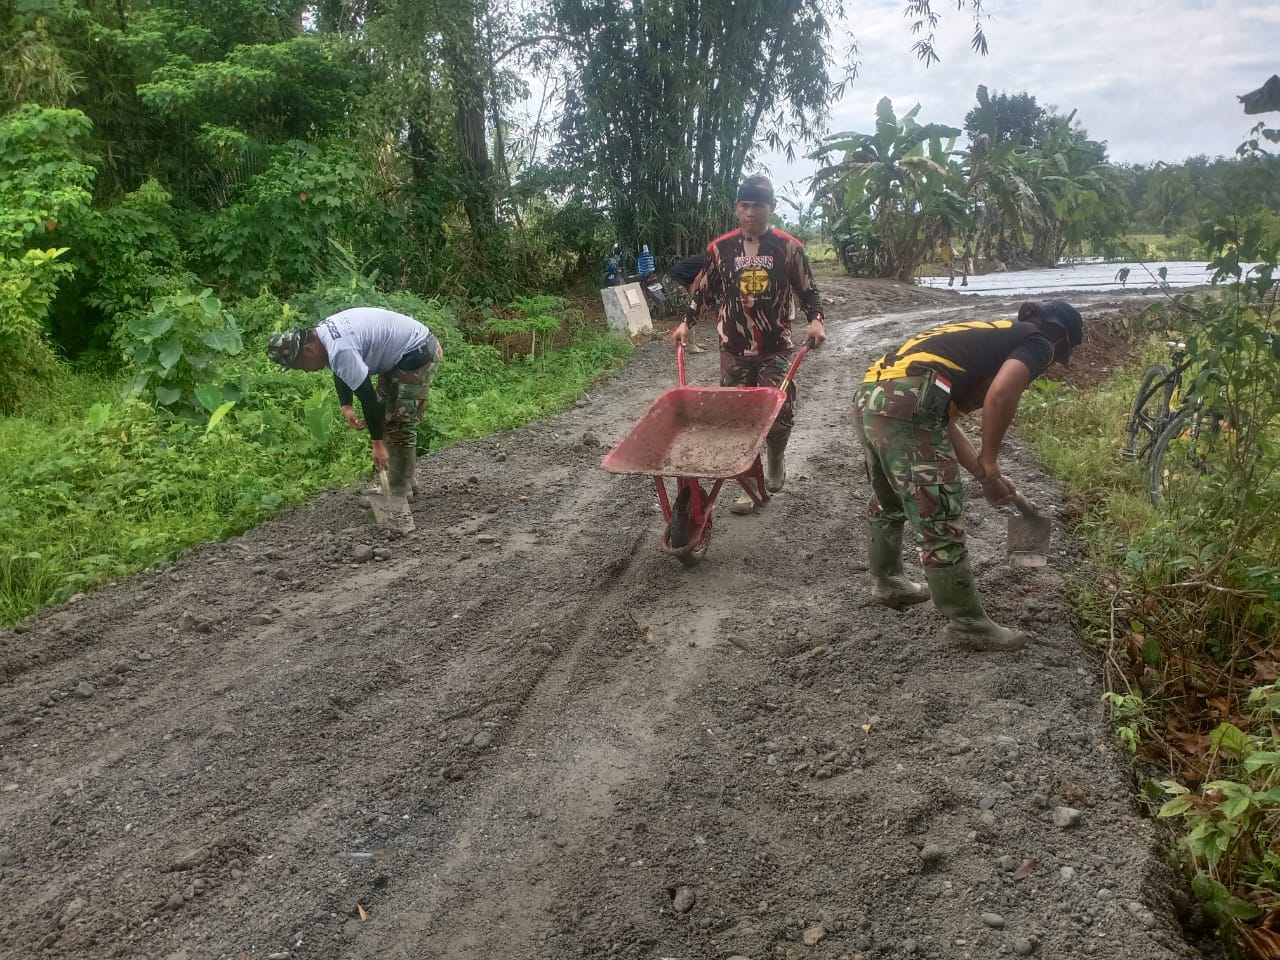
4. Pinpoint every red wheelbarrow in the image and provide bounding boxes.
[601,342,811,566]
